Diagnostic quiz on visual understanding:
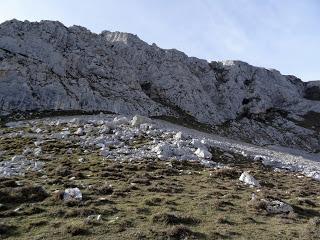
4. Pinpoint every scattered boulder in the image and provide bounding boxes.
[173,132,184,141]
[0,156,44,177]
[131,115,151,127]
[239,171,261,187]
[74,127,84,135]
[264,200,293,214]
[195,148,212,159]
[152,143,173,160]
[34,128,42,134]
[34,147,42,157]
[63,188,82,202]
[253,155,266,161]
[113,116,129,126]
[11,155,25,162]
